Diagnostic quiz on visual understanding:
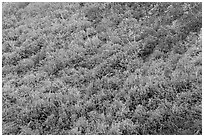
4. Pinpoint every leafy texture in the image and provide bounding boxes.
[2,2,202,135]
